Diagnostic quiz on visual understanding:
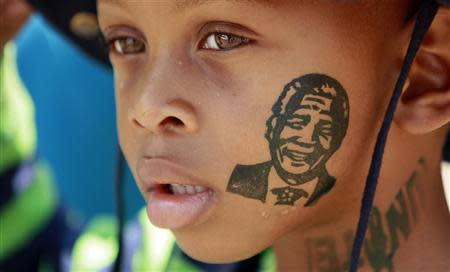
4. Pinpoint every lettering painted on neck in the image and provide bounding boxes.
[306,158,425,272]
